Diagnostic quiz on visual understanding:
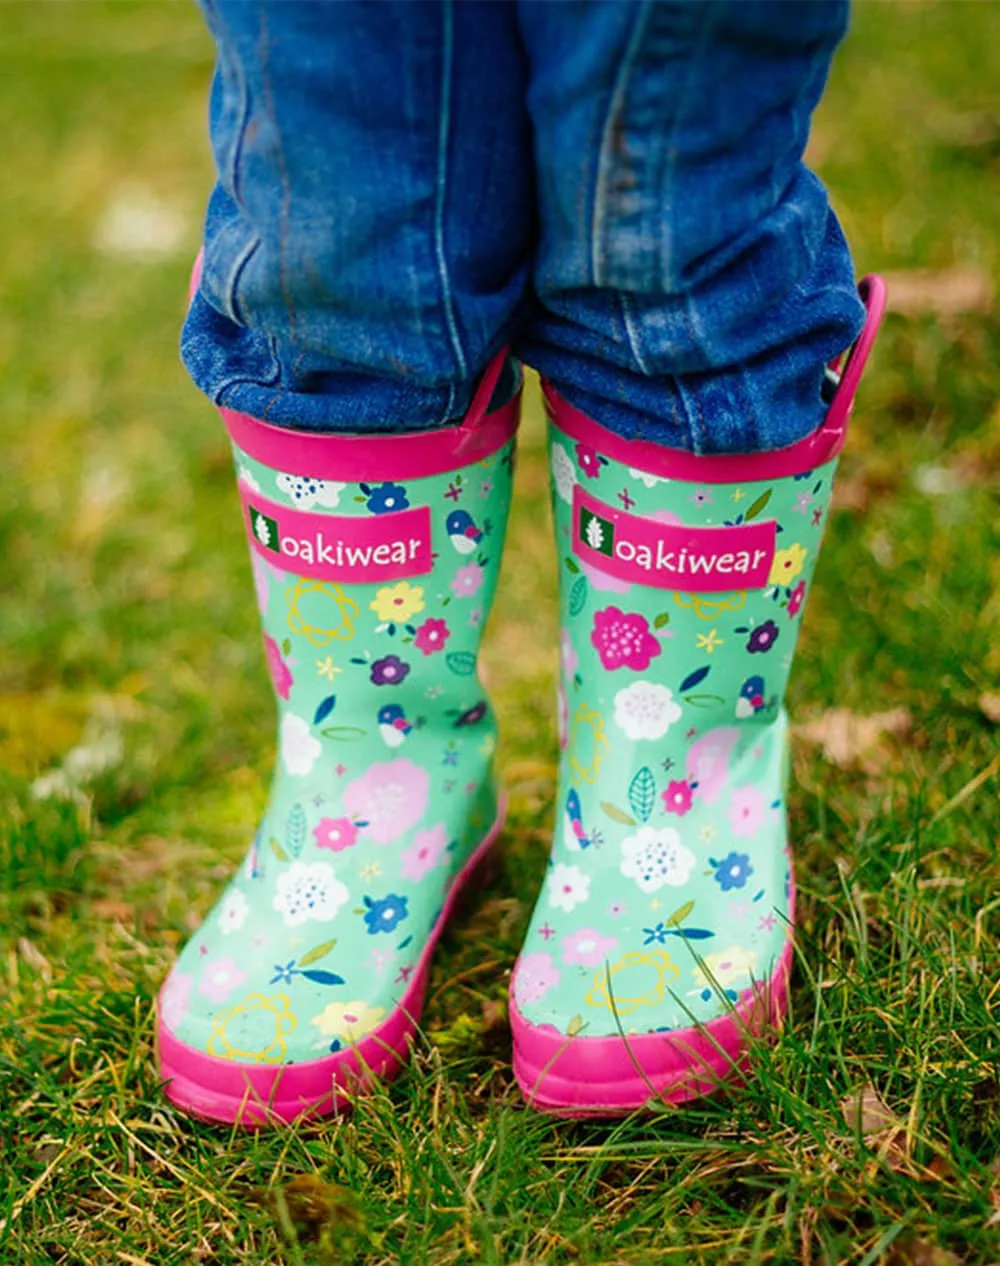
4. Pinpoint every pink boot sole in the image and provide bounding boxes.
[510,938,792,1117]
